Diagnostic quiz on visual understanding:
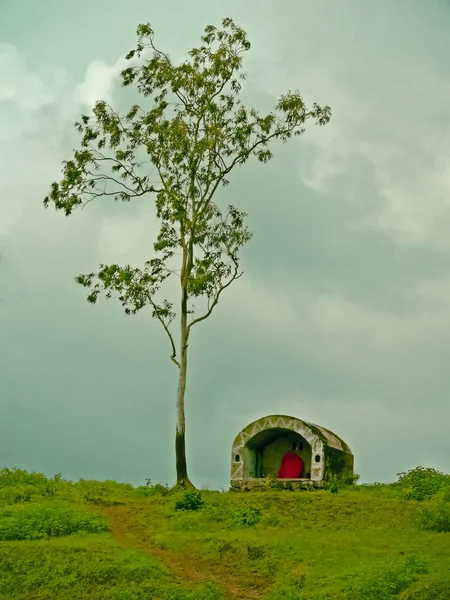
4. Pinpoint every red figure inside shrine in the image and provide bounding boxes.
[278,451,303,478]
